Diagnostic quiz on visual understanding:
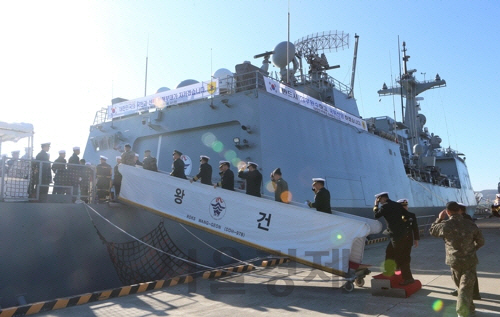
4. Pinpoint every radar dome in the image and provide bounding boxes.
[213,68,234,91]
[176,79,199,88]
[271,41,296,68]
[156,87,170,93]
